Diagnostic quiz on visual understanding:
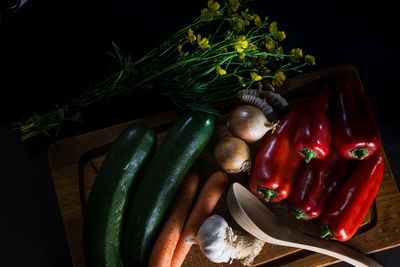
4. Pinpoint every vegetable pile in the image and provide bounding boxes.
[79,0,316,265]
[248,73,383,242]
[58,0,383,266]
[83,71,383,267]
